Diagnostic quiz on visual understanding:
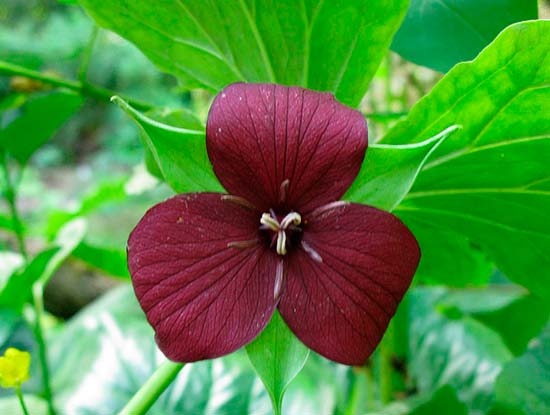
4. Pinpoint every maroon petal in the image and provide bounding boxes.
[278,202,420,365]
[206,83,367,213]
[127,193,278,362]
